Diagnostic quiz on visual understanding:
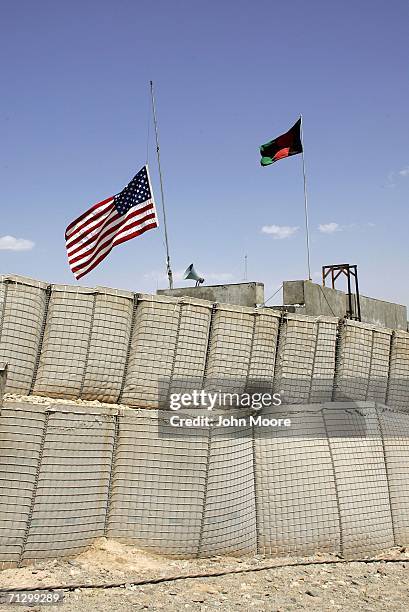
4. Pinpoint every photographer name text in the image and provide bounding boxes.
[168,414,291,428]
